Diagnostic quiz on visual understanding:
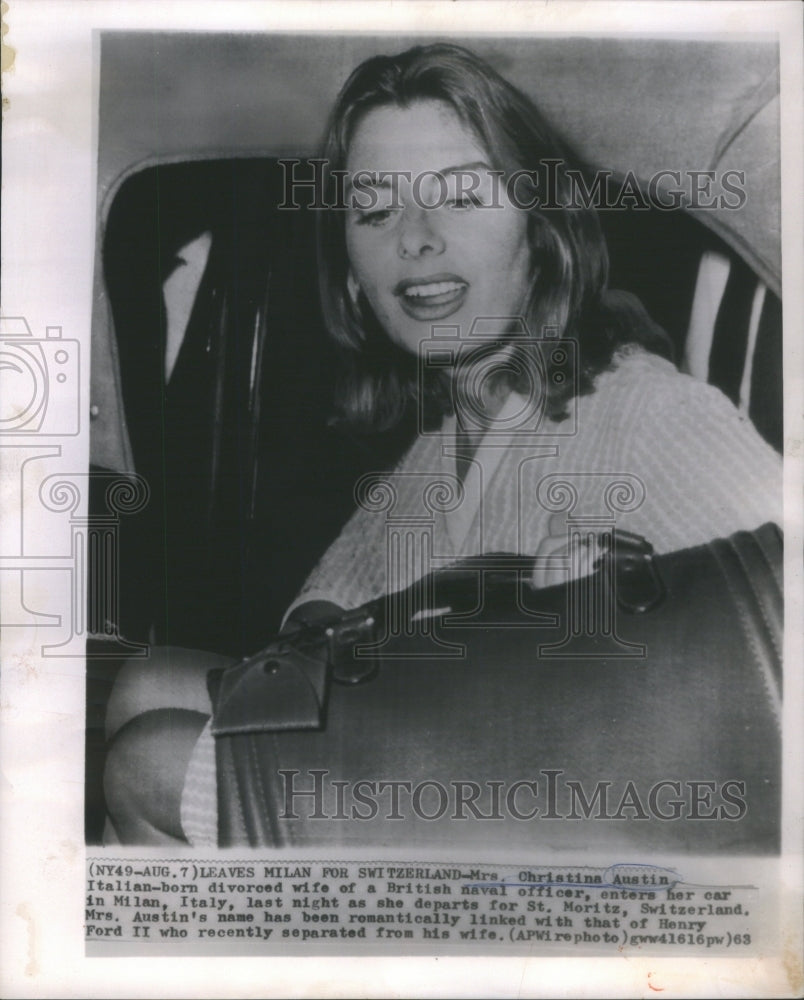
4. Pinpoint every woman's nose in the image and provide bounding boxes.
[397,208,445,259]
